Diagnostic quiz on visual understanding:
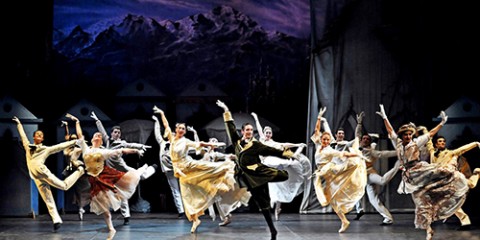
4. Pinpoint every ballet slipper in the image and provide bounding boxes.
[190,219,201,233]
[338,220,350,233]
[107,229,116,240]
